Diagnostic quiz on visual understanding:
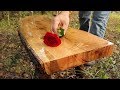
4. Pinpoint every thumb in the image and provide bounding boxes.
[61,23,69,34]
